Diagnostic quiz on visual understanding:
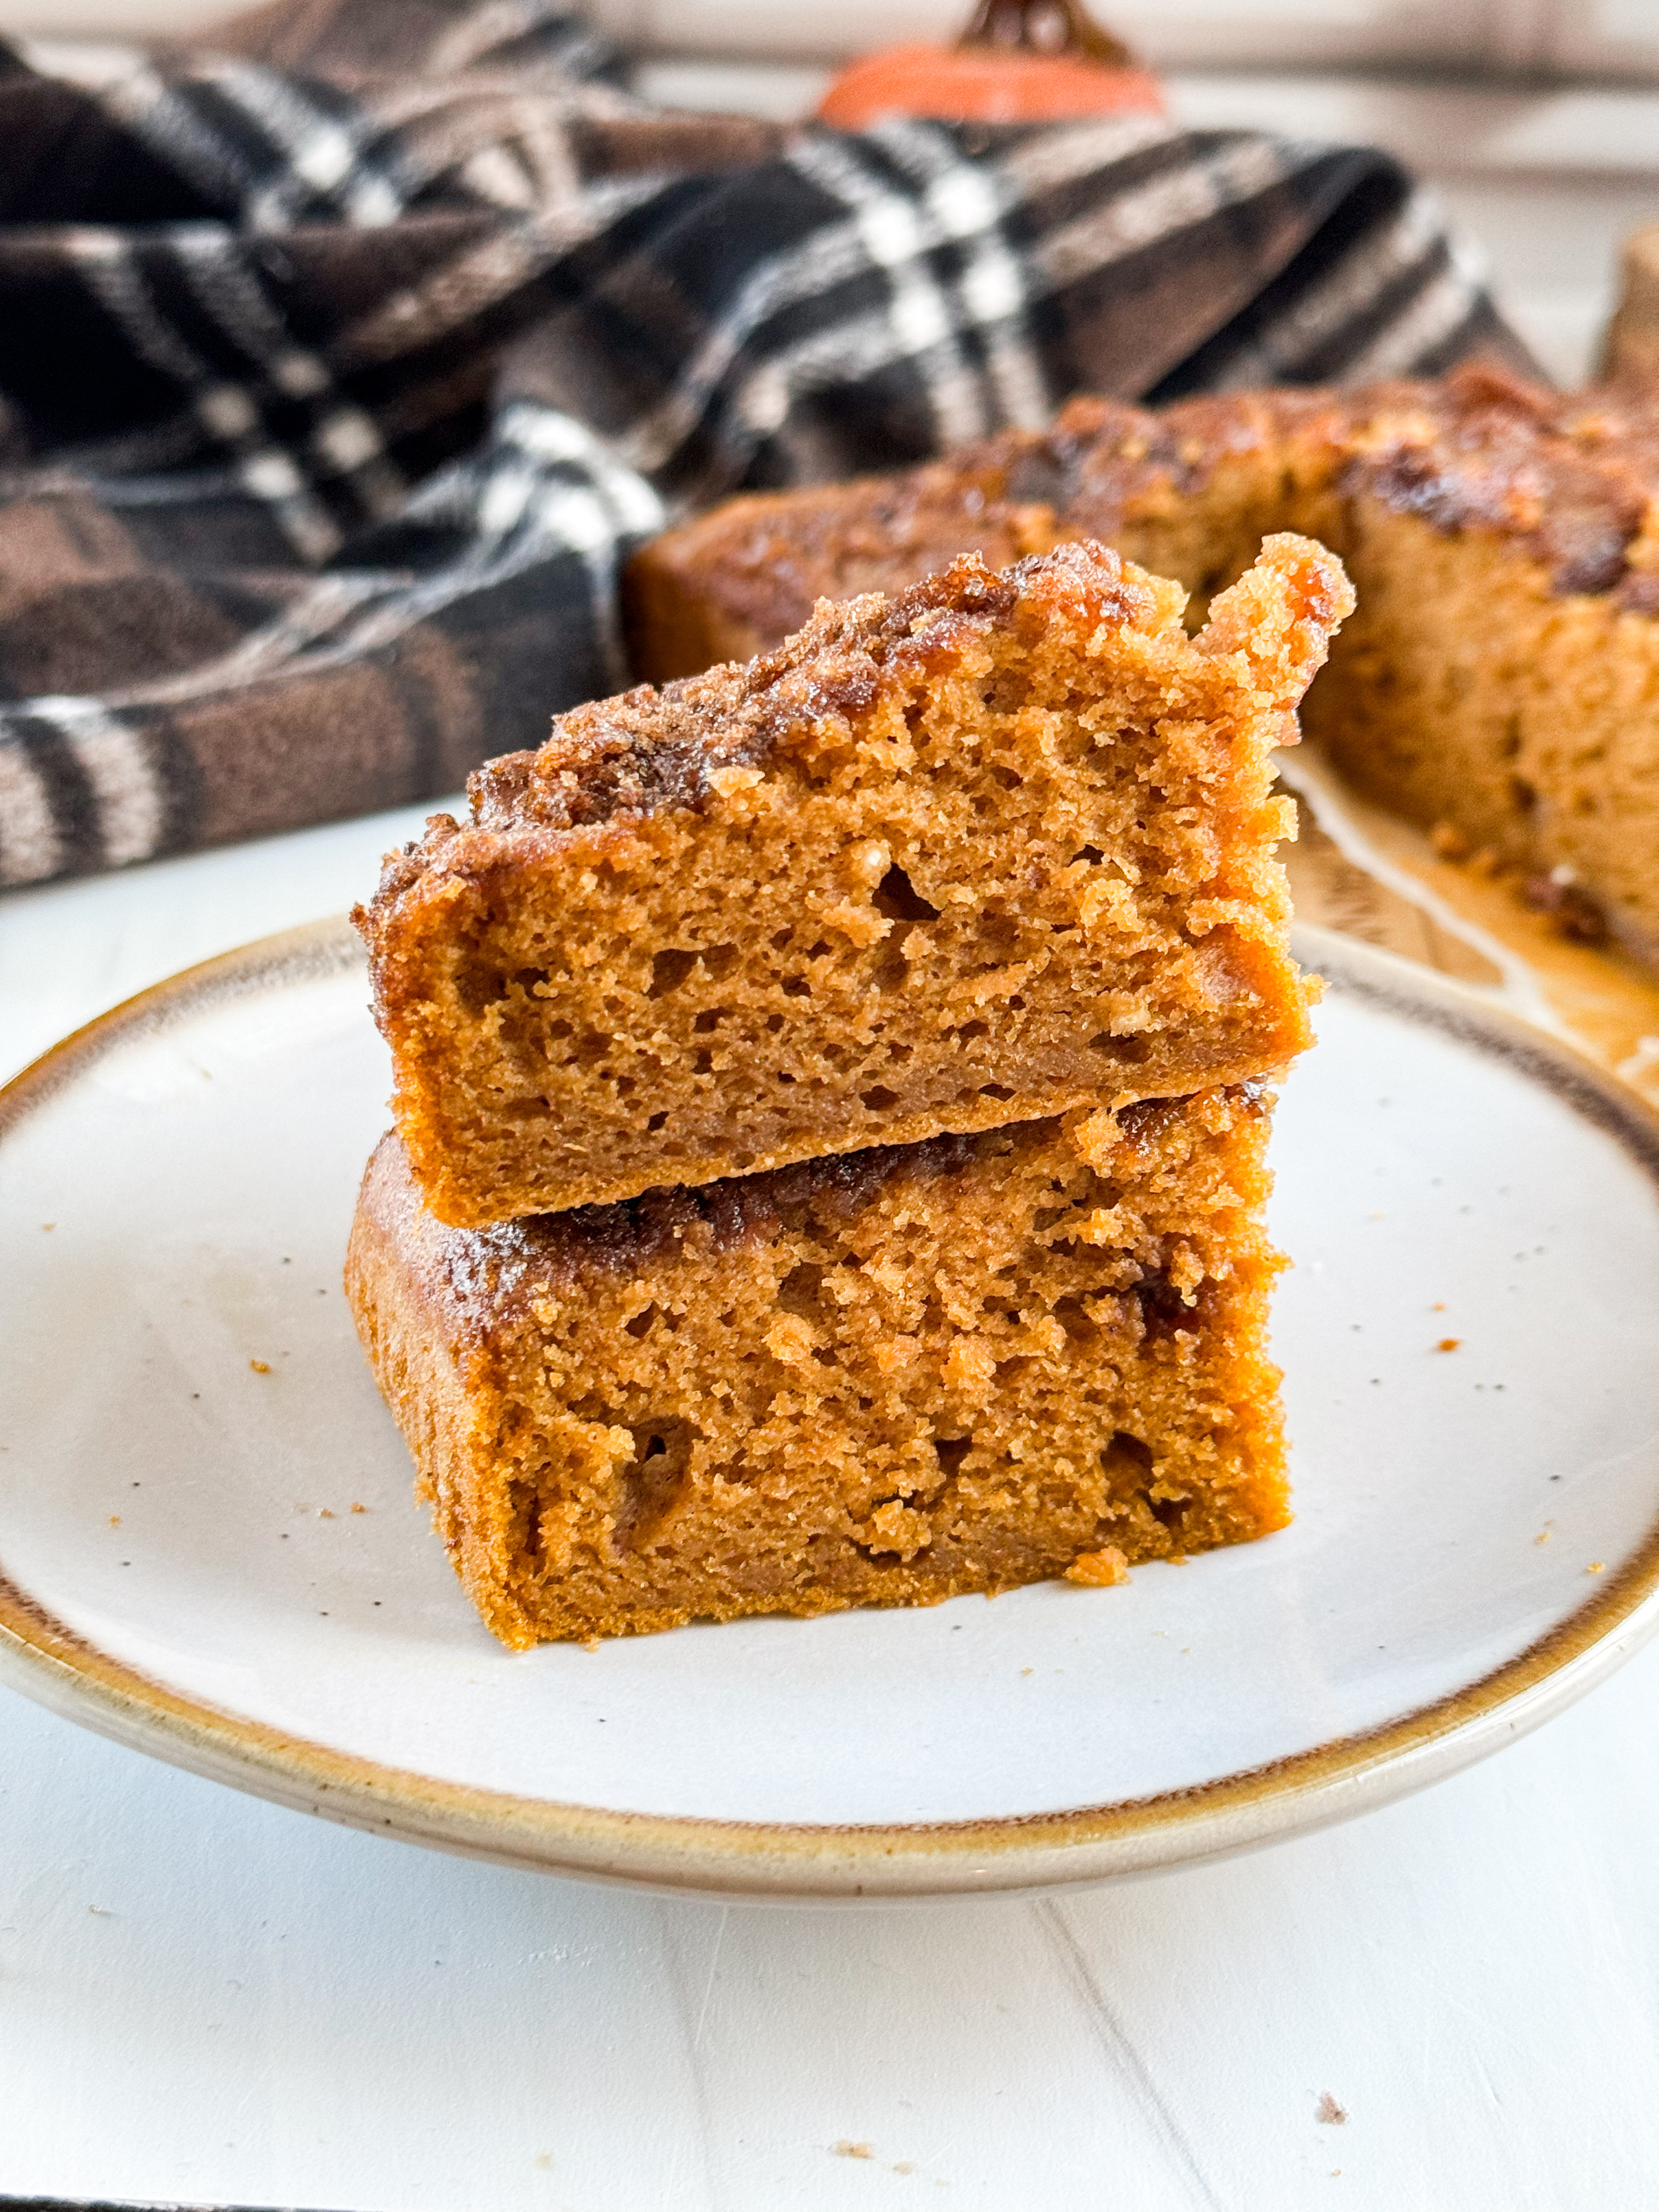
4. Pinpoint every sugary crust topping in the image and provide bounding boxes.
[475,538,1156,831]
[1015,387,1342,528]
[1041,369,1659,605]
[637,464,1056,647]
[1077,369,1659,607]
[628,384,1348,618]
[359,536,1167,917]
[633,367,1659,637]
[1334,364,1659,602]
[358,1086,1269,1353]
[366,1124,992,1344]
